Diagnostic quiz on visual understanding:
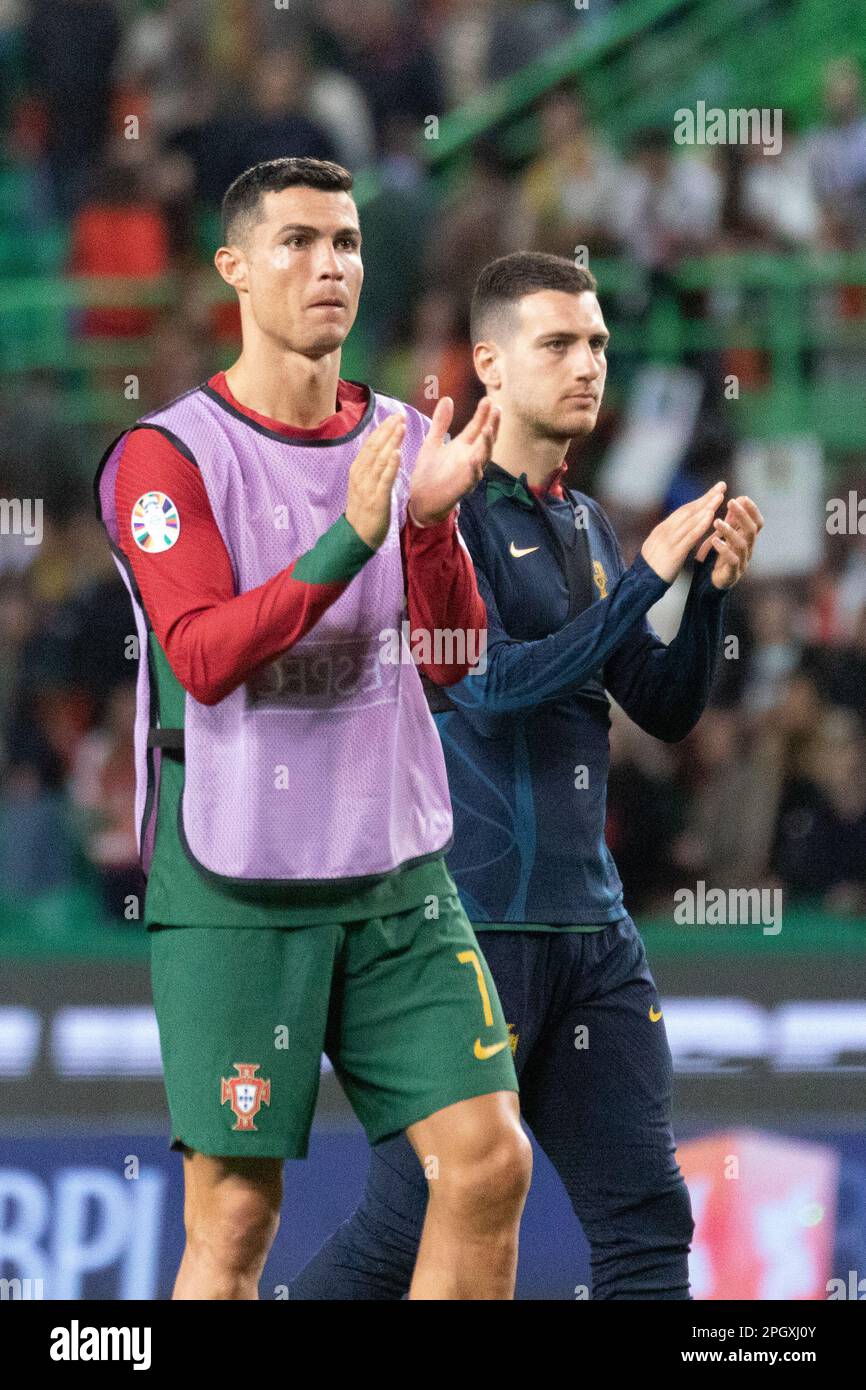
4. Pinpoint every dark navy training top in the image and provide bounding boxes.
[428,462,728,925]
